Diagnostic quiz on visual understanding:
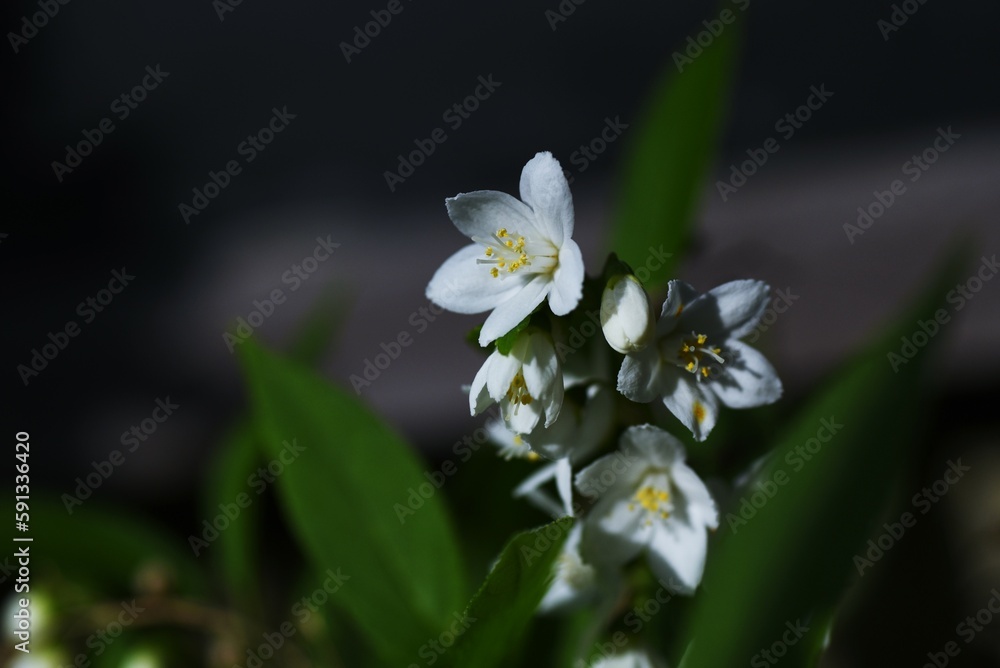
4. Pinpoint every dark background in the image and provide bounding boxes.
[4,1,999,665]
